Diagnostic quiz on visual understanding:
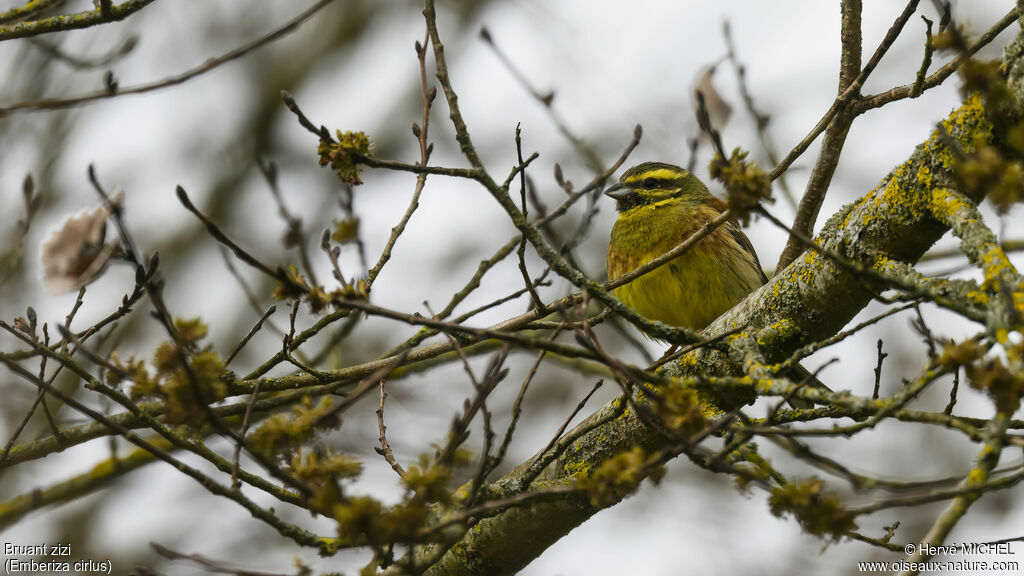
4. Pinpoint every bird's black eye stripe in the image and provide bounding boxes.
[642,177,659,189]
